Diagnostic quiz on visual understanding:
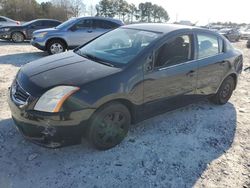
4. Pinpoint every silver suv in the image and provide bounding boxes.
[31,17,124,54]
